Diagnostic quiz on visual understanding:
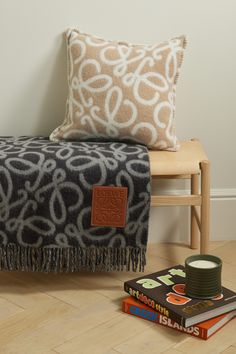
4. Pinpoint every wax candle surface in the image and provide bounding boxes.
[189,260,218,269]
